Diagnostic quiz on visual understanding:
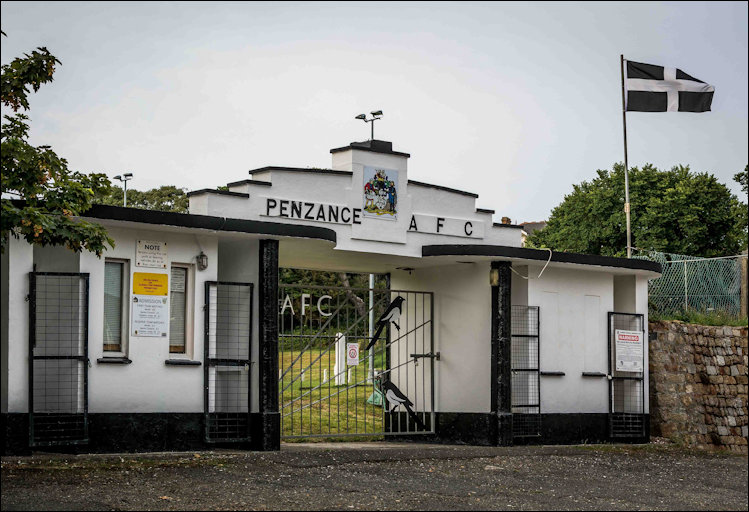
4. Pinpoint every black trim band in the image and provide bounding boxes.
[330,140,410,158]
[540,371,565,376]
[422,245,662,273]
[492,222,524,229]
[186,189,249,198]
[165,359,201,366]
[225,179,273,187]
[248,166,353,176]
[81,205,338,243]
[408,179,478,198]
